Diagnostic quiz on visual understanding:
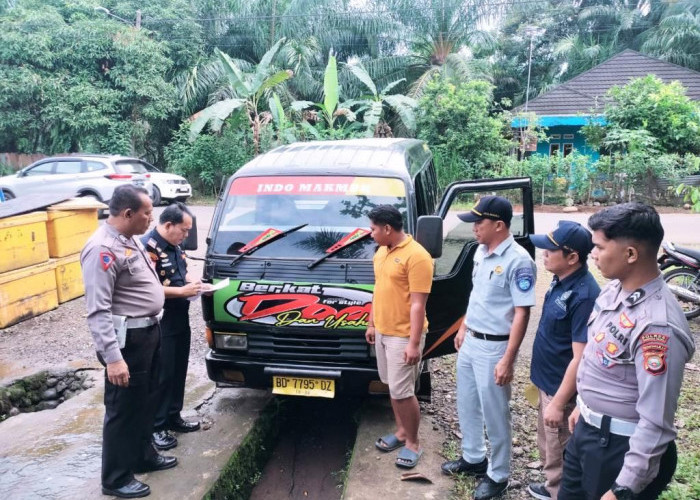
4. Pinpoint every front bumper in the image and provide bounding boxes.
[205,349,383,396]
[159,184,192,199]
